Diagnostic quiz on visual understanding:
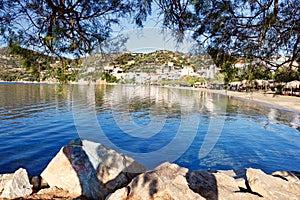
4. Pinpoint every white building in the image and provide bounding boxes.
[180,66,195,76]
